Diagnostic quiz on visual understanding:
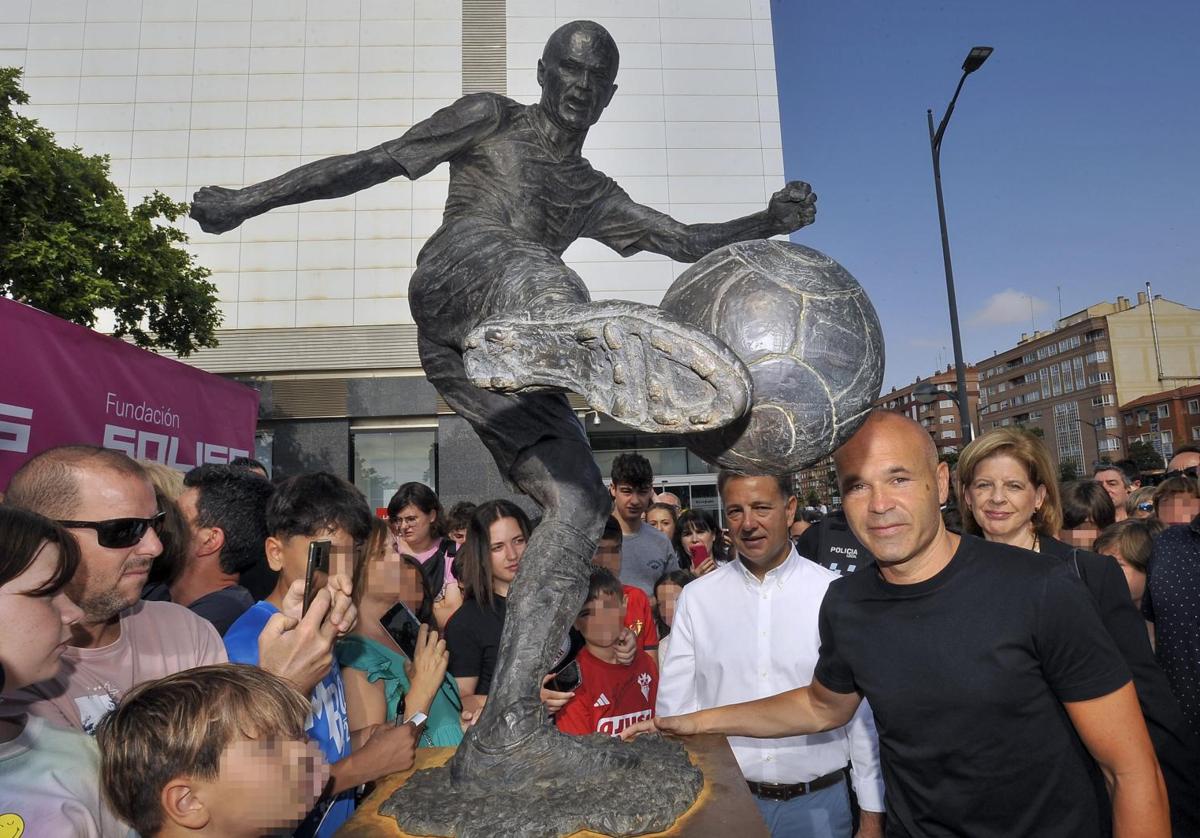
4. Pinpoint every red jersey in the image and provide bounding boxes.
[556,647,658,737]
[623,585,659,652]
